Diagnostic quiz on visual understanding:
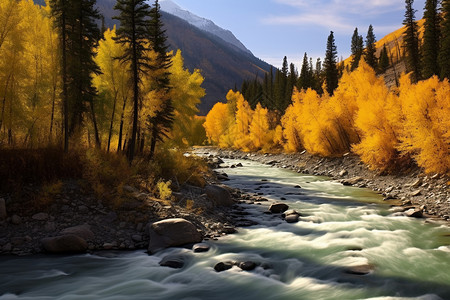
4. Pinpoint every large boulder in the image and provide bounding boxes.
[41,234,88,253]
[147,218,202,254]
[61,224,94,241]
[205,185,234,207]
